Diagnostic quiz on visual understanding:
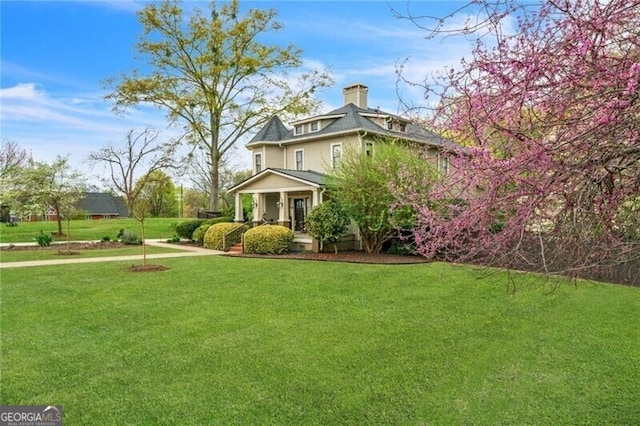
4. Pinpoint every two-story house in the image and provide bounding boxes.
[229,83,453,251]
